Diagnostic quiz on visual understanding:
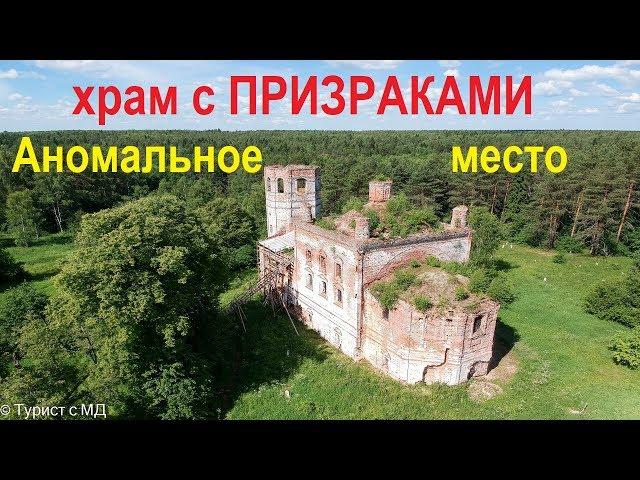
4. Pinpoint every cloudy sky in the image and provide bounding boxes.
[0,60,639,130]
